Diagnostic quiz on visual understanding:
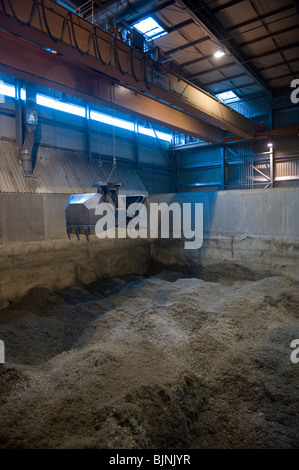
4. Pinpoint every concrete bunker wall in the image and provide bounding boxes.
[150,188,299,280]
[0,188,298,309]
[0,193,150,309]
